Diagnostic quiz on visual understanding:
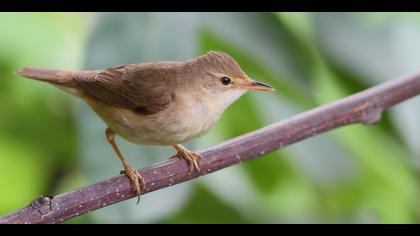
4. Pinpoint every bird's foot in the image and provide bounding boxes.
[121,162,145,204]
[170,147,202,172]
